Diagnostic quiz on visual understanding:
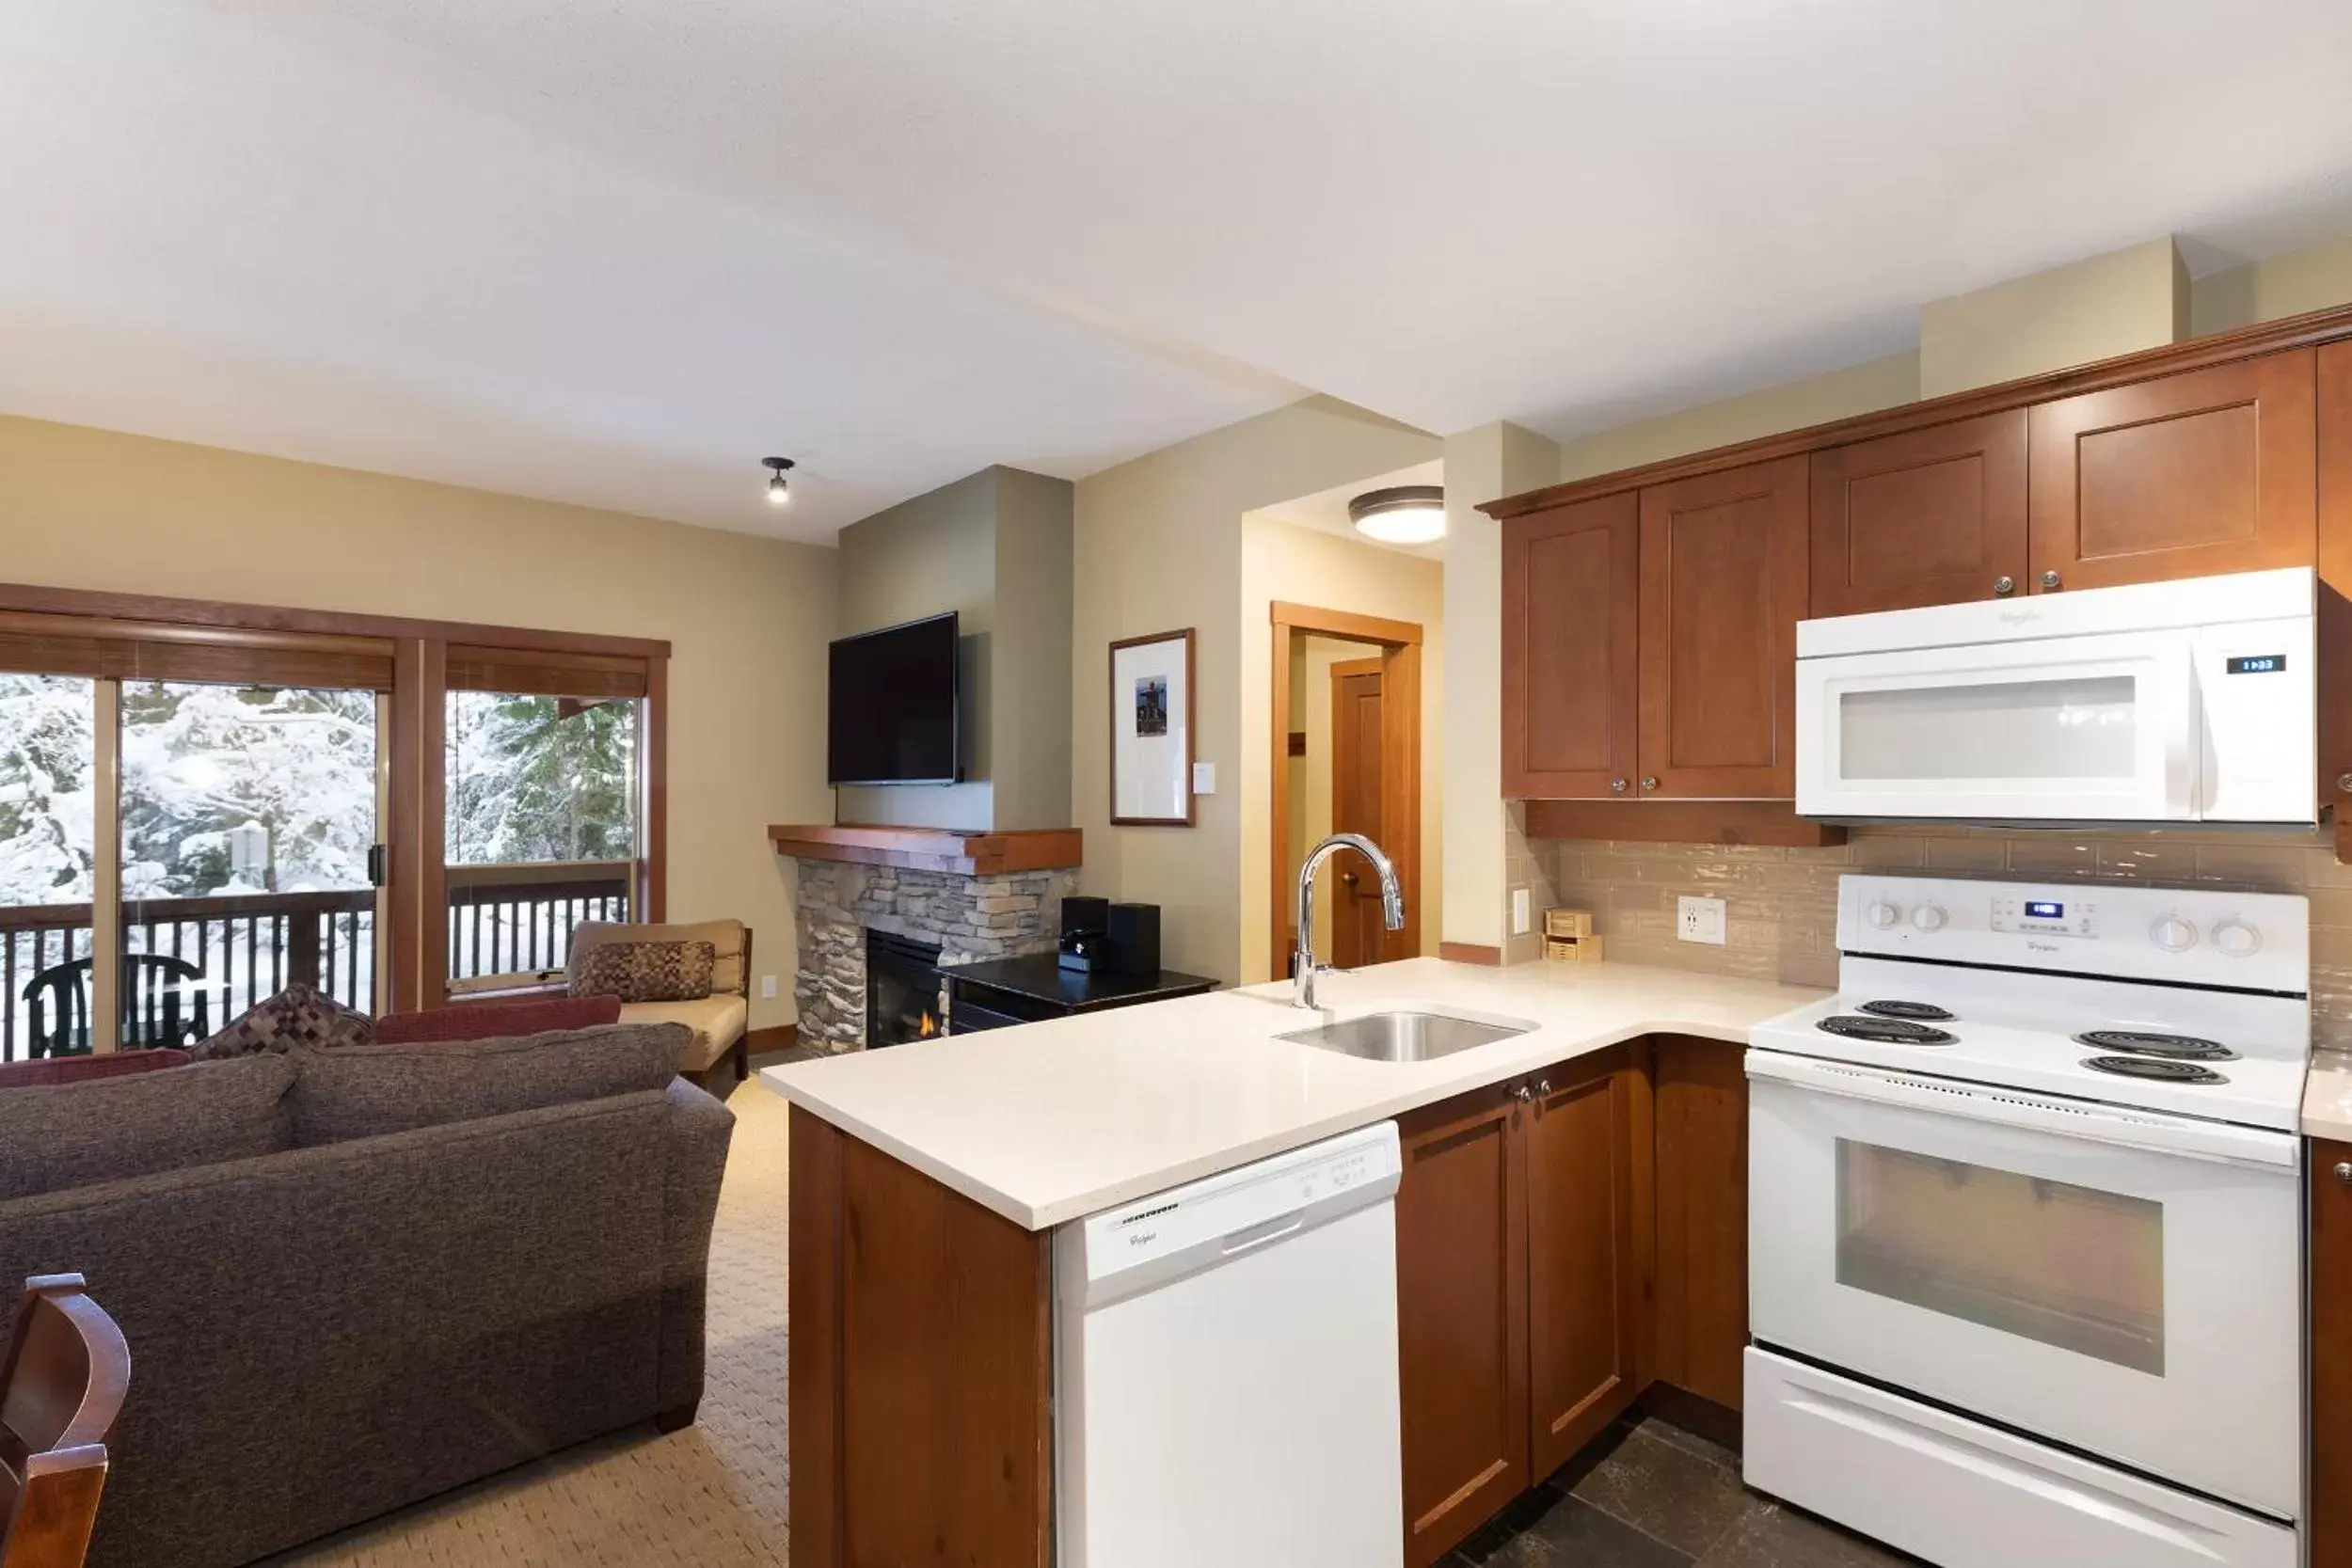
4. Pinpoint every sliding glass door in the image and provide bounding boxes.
[0,673,98,1060]
[119,680,387,1045]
